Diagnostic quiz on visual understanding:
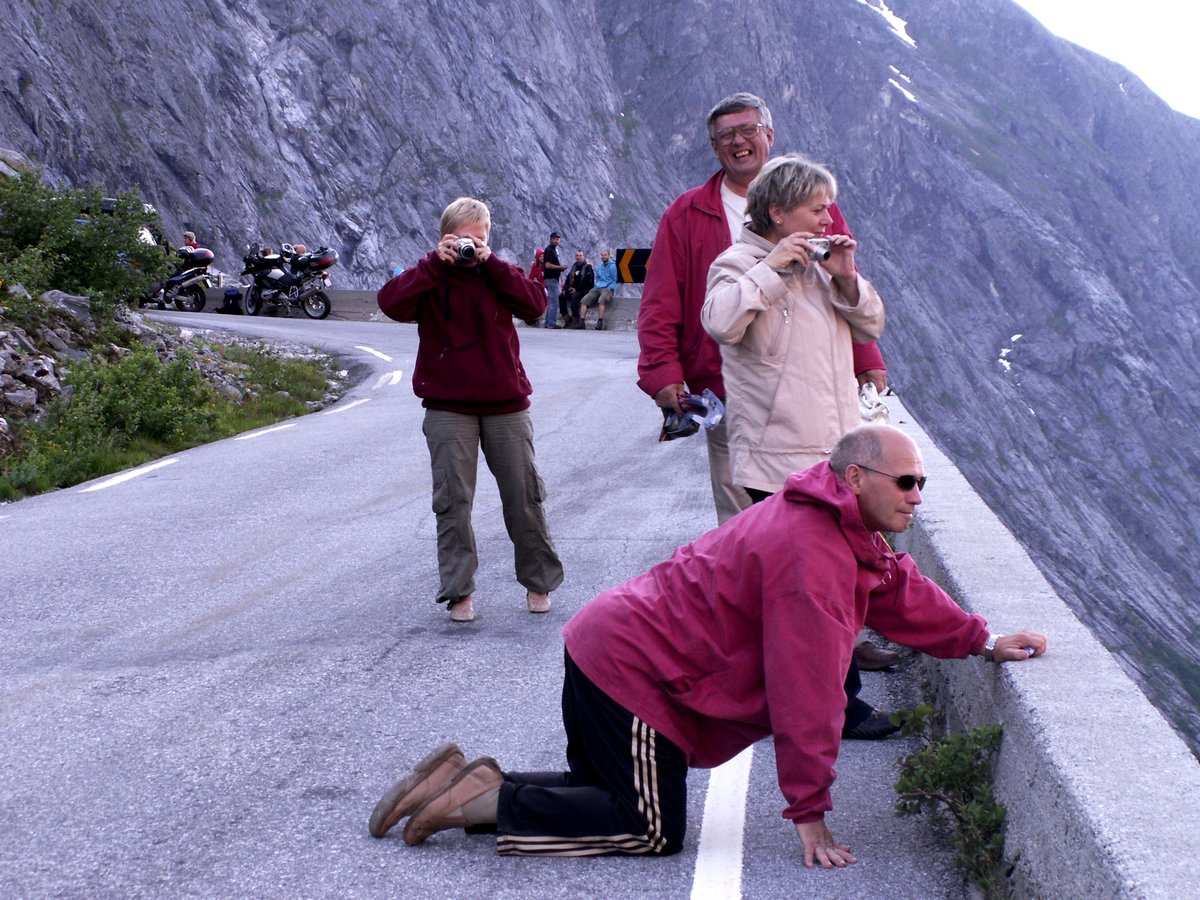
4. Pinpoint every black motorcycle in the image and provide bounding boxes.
[240,242,337,320]
[142,245,215,312]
